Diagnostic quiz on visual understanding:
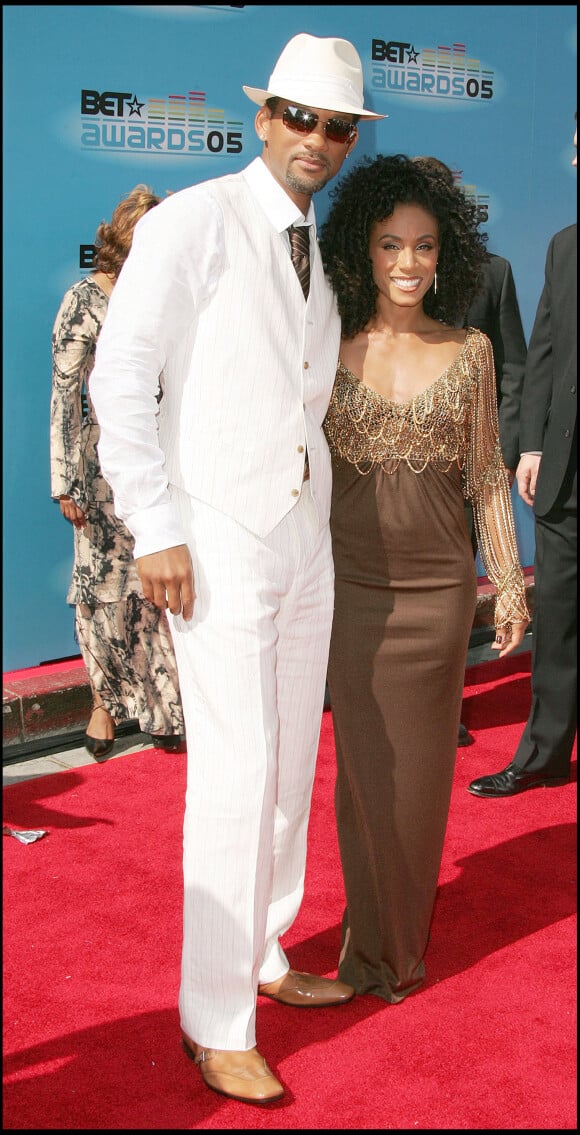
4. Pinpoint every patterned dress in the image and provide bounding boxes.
[323,327,528,1002]
[50,276,184,736]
